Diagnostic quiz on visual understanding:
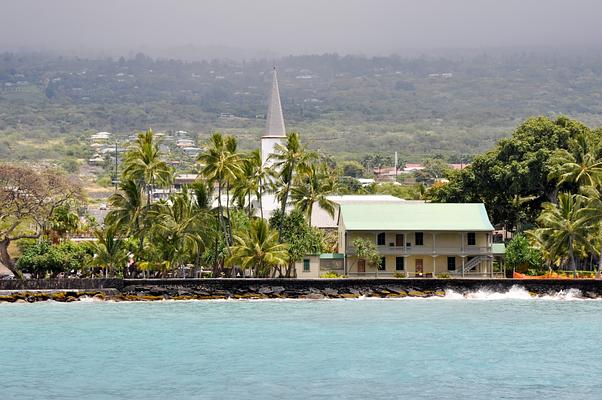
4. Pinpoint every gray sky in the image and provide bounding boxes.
[1,0,600,58]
